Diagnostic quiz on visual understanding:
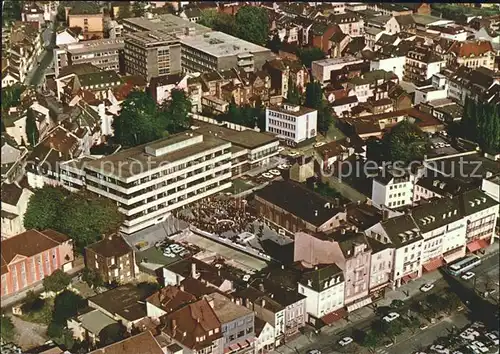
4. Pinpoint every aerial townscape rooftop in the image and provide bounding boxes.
[1,1,499,354]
